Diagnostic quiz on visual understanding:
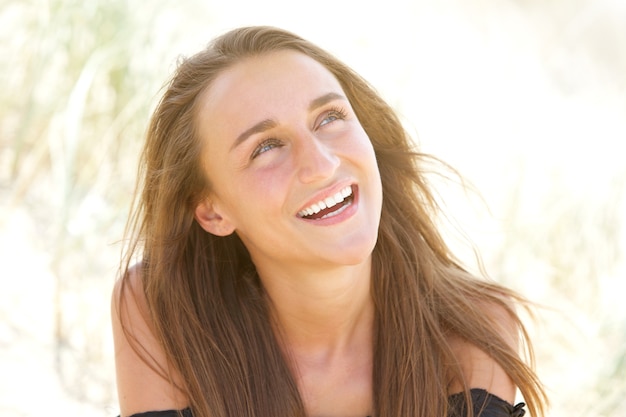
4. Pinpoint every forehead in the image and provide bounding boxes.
[195,50,345,142]
[205,50,341,104]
